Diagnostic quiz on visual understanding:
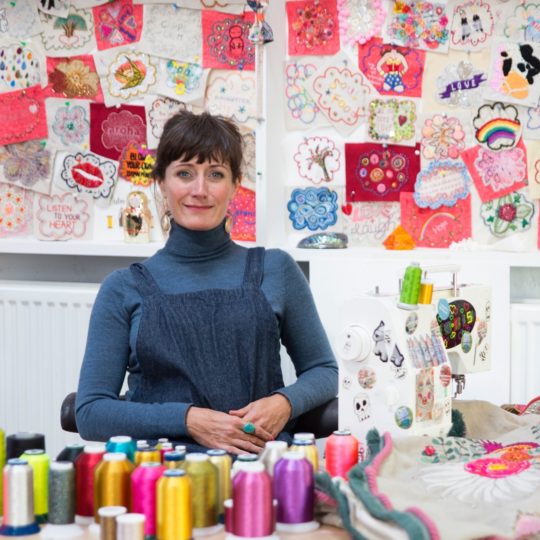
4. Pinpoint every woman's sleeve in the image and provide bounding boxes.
[269,251,338,419]
[75,270,191,441]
